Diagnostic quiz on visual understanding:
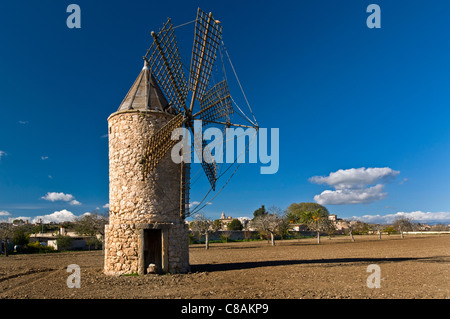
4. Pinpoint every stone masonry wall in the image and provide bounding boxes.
[104,110,190,275]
